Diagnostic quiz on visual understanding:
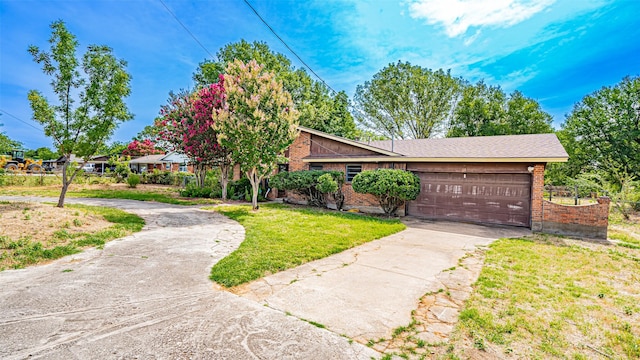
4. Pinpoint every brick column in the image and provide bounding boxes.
[531,163,545,231]
[288,131,311,171]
